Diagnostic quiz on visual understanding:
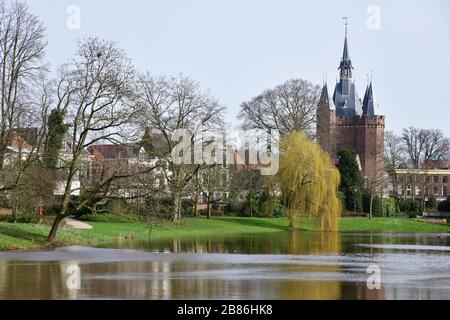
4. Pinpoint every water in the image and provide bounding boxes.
[0,231,449,299]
